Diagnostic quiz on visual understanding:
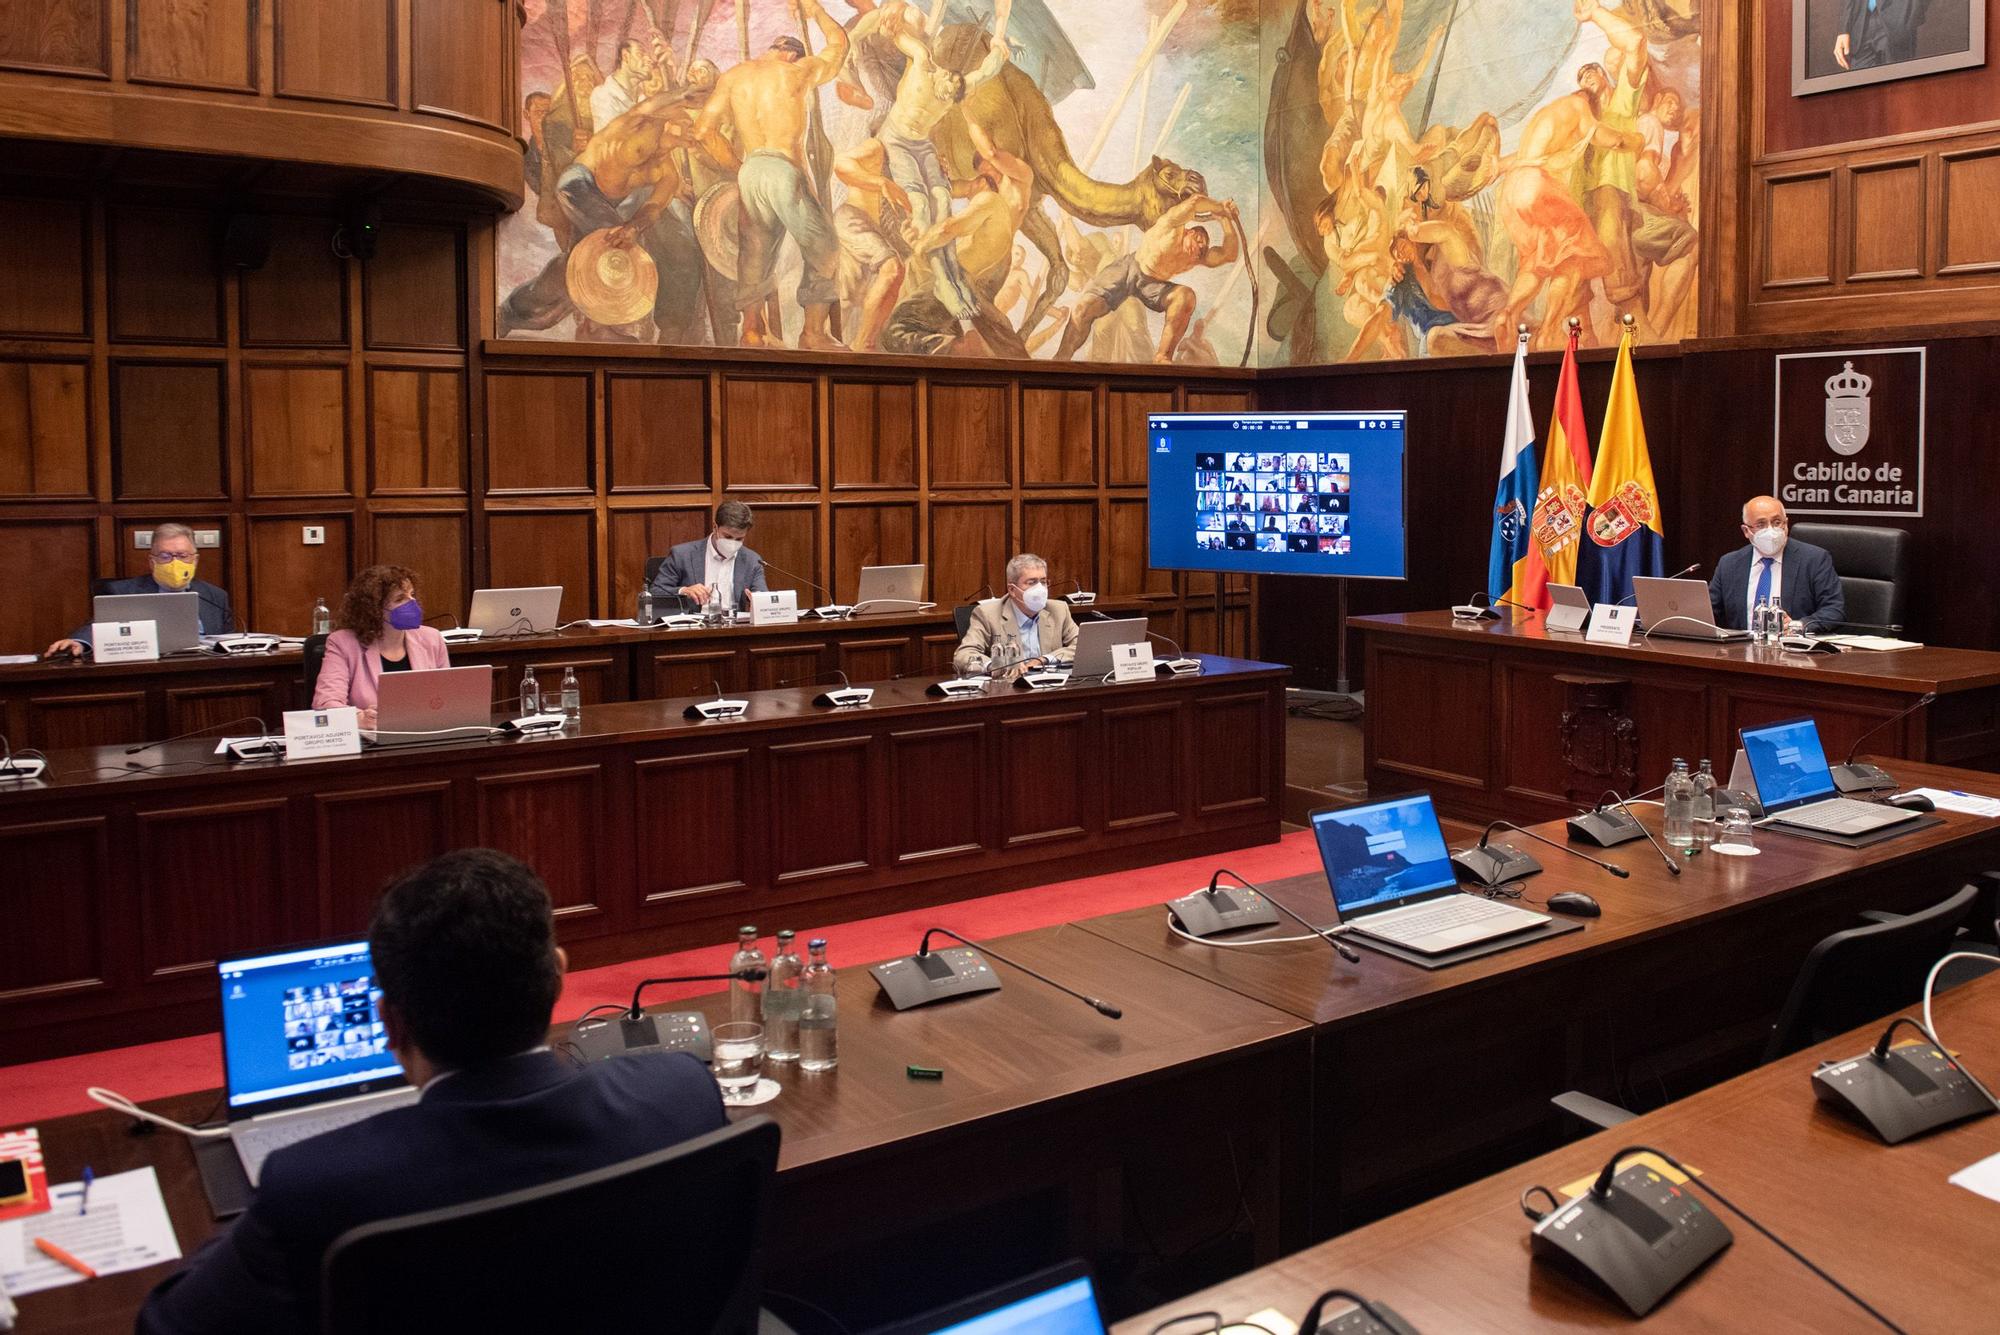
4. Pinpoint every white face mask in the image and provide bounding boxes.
[1017,582,1049,616]
[1749,527,1787,558]
[712,535,744,559]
